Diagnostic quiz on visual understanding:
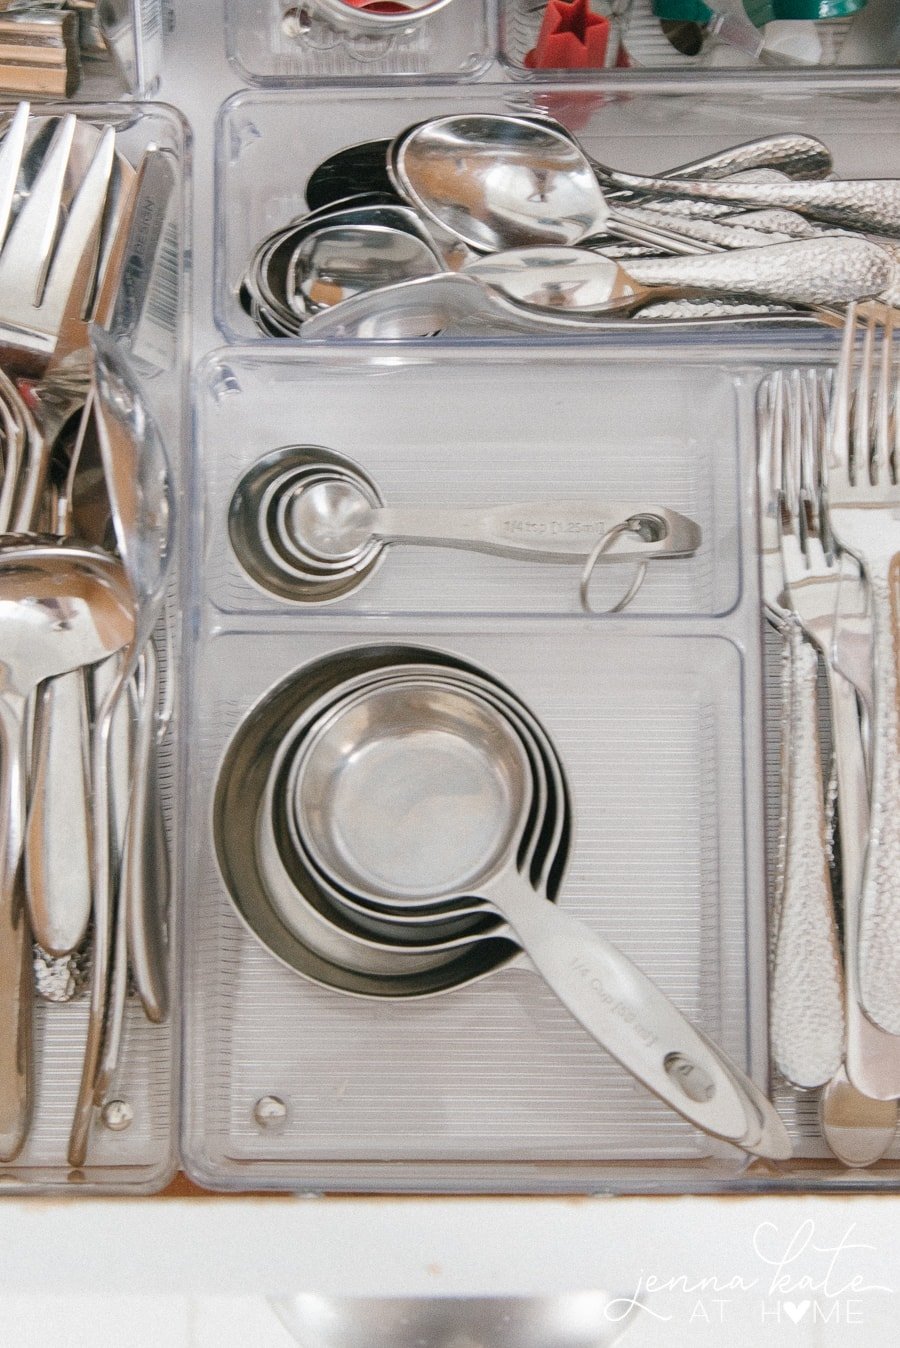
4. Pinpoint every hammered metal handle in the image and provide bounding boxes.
[770,625,845,1088]
[606,170,900,238]
[625,236,893,308]
[857,557,900,1034]
[666,135,832,181]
